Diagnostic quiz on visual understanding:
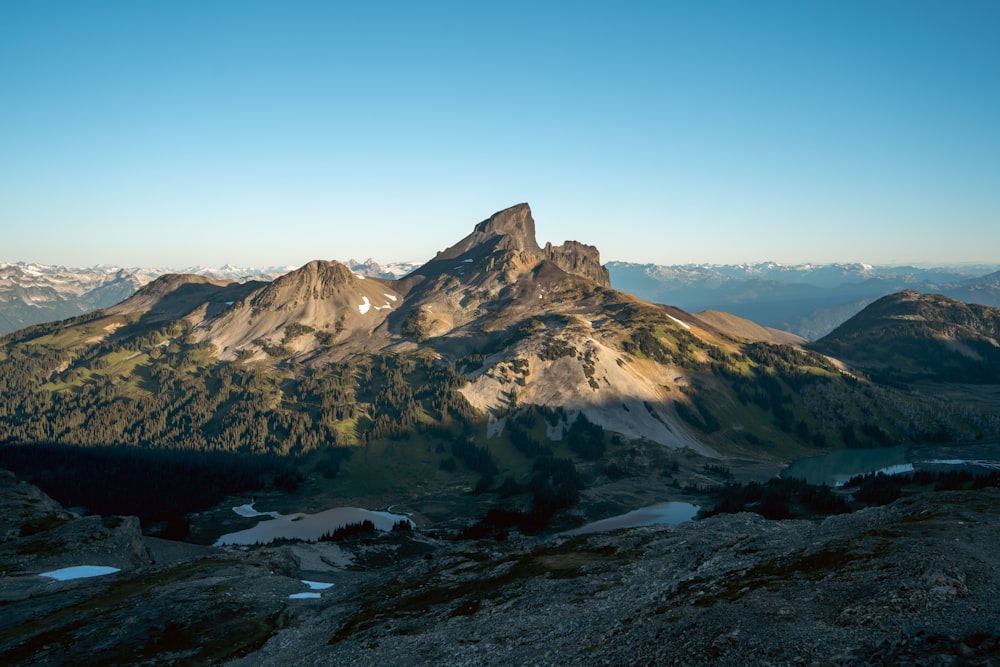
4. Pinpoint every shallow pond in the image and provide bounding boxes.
[216,503,414,546]
[562,501,700,537]
[39,565,120,581]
